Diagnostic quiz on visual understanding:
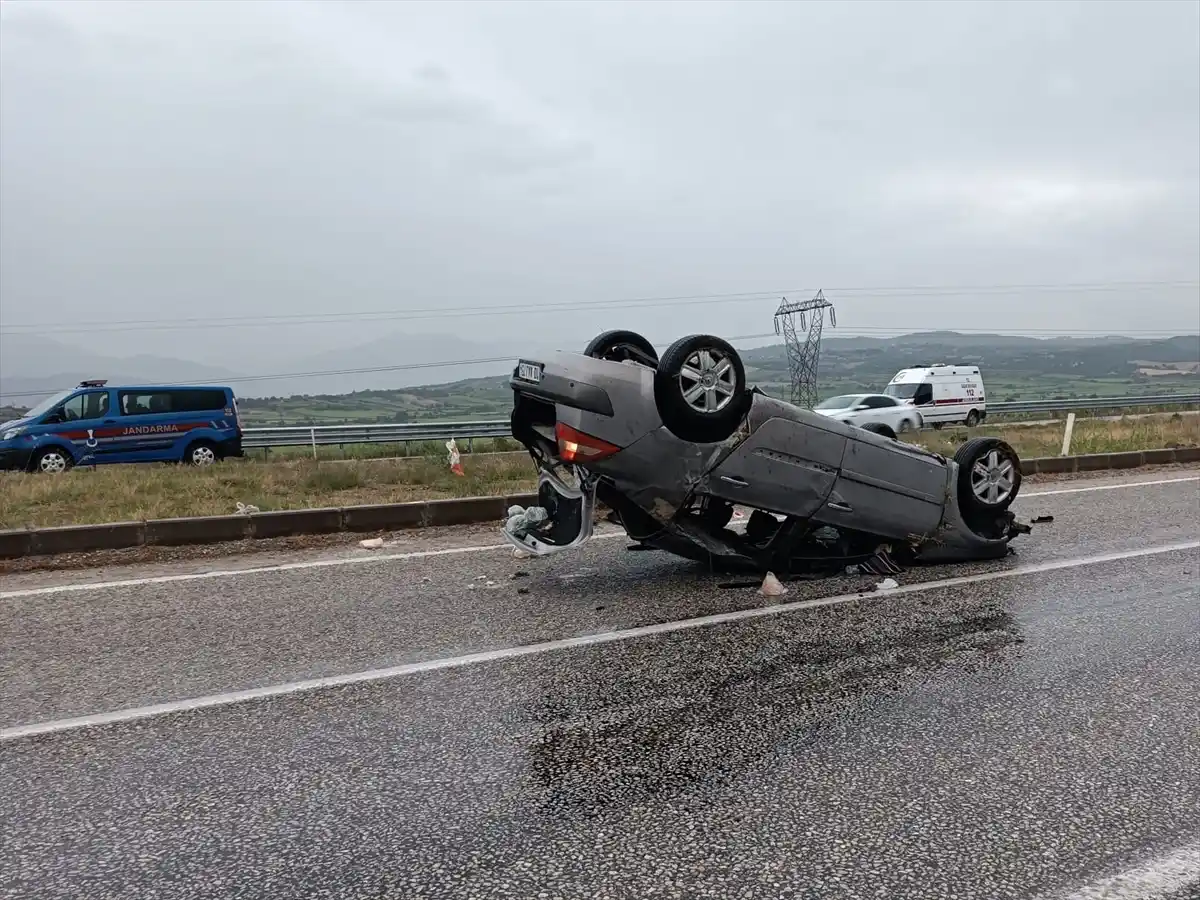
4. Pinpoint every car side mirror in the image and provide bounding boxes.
[854,404,870,411]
